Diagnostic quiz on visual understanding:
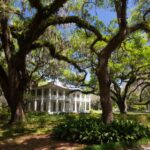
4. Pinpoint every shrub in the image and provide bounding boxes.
[53,117,150,145]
